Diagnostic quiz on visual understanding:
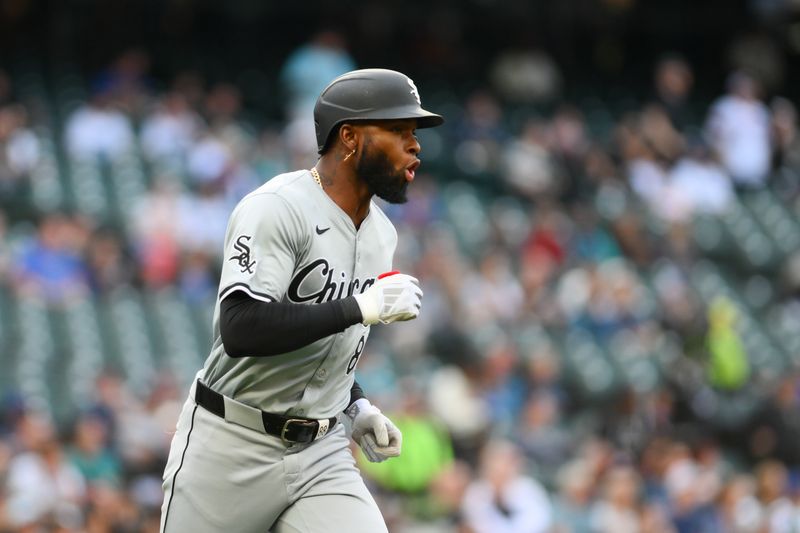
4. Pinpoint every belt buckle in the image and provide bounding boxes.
[280,418,316,444]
